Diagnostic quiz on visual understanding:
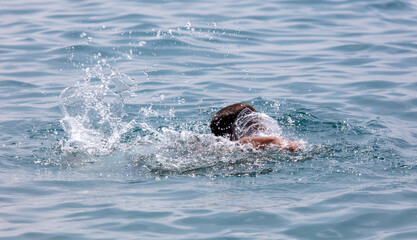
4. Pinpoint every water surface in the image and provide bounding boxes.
[1,0,417,239]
